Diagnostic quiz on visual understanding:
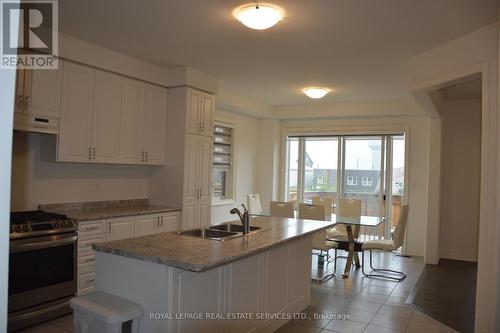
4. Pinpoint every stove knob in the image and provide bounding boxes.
[14,226,22,233]
[22,225,29,232]
[61,221,67,227]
